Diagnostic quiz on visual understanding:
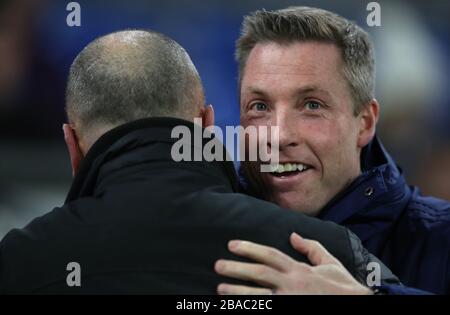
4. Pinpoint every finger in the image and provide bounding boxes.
[215,259,281,287]
[290,233,340,266]
[227,240,294,271]
[217,283,273,295]
[208,104,215,126]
